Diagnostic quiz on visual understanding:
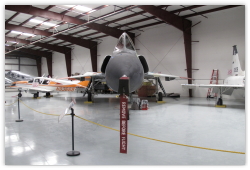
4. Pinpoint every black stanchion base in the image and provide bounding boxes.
[66,151,80,156]
[15,120,23,122]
